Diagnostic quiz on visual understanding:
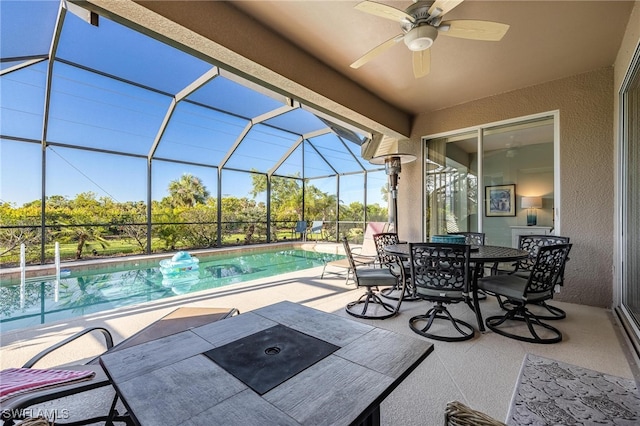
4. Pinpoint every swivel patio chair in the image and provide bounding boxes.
[373,232,416,301]
[408,243,475,342]
[478,243,572,344]
[493,234,570,319]
[342,236,401,320]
